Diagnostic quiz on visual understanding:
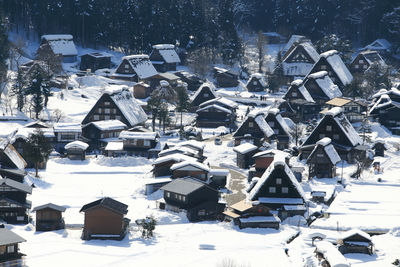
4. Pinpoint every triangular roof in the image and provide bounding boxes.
[364,39,392,51]
[0,228,26,246]
[317,50,353,86]
[120,55,158,79]
[0,178,32,194]
[353,50,386,67]
[305,71,342,100]
[284,80,315,103]
[80,197,128,215]
[151,44,181,64]
[307,138,341,165]
[196,104,232,114]
[199,96,238,109]
[191,82,218,106]
[41,34,77,56]
[282,35,309,56]
[161,177,216,195]
[233,113,275,138]
[0,139,27,170]
[32,203,67,212]
[246,73,267,88]
[170,160,210,172]
[265,108,292,137]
